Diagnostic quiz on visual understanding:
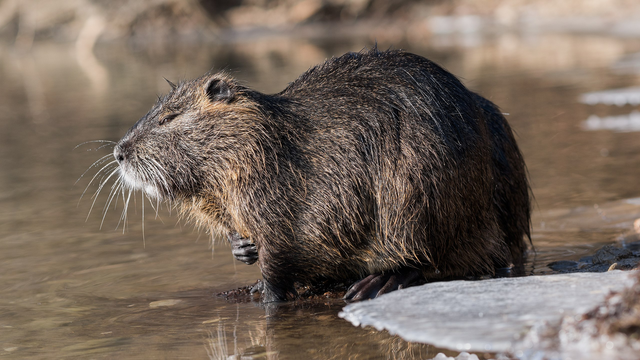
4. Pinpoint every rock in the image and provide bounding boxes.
[547,260,579,271]
[578,255,593,264]
[550,244,640,273]
[623,239,640,252]
[592,245,633,265]
[339,271,636,355]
